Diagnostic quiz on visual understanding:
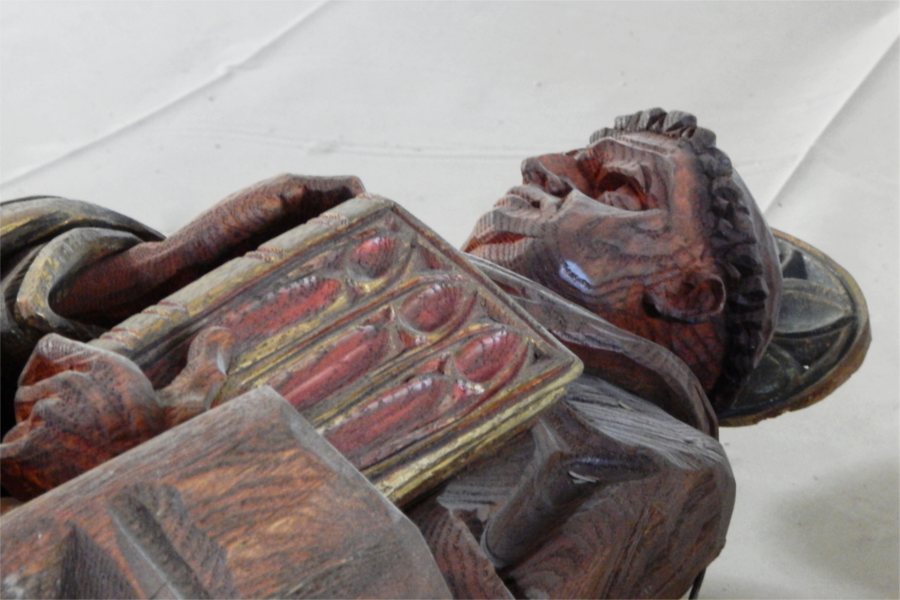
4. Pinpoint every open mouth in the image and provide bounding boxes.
[463,196,544,257]
[464,230,529,253]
